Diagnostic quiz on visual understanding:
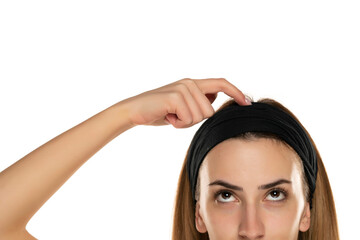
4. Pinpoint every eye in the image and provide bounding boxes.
[265,188,288,202]
[215,190,237,203]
